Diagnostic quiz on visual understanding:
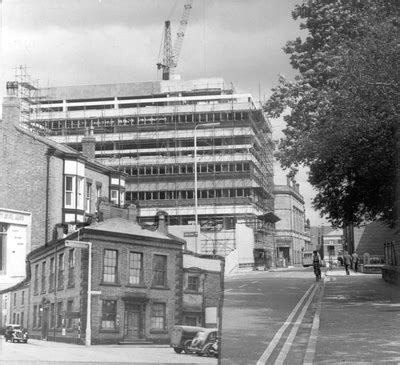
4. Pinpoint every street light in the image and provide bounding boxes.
[194,122,220,253]
[65,240,93,346]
